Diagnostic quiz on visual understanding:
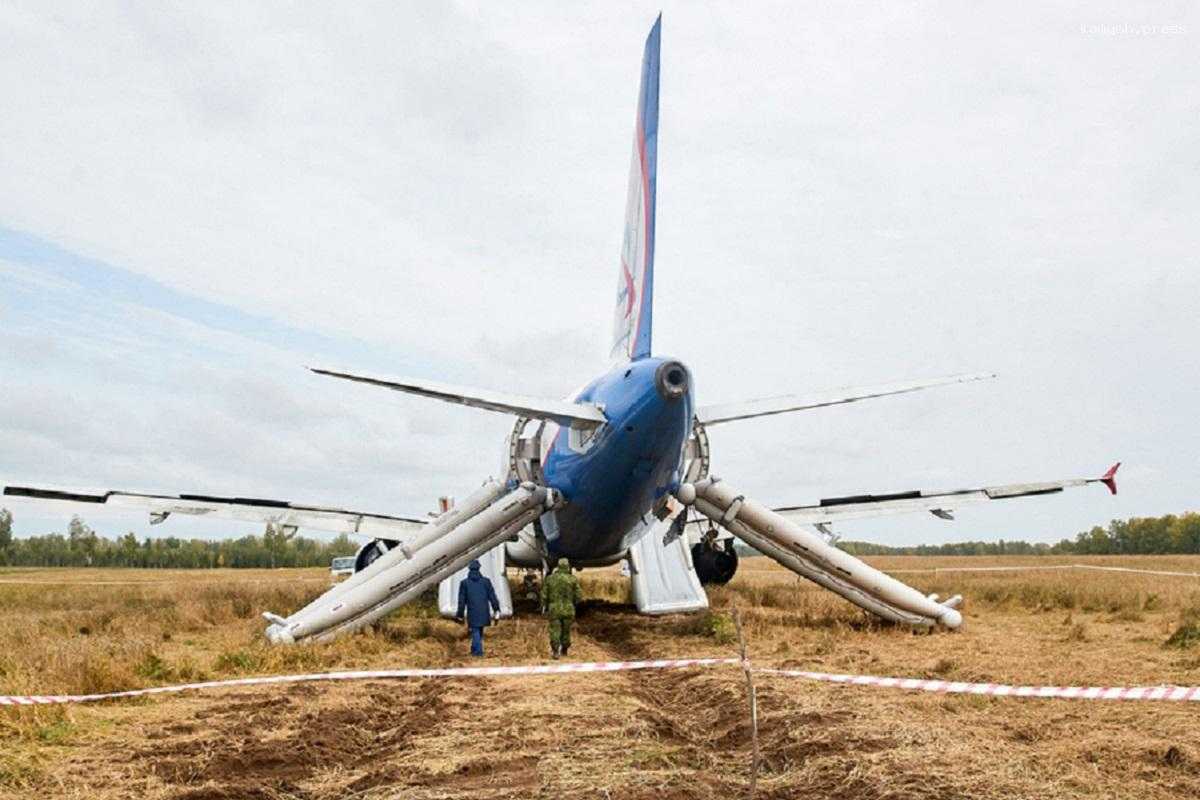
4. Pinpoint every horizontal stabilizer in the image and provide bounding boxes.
[771,462,1120,526]
[310,367,607,428]
[695,372,995,426]
[2,485,428,538]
